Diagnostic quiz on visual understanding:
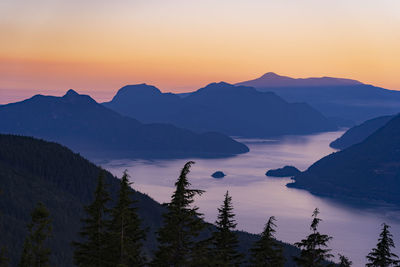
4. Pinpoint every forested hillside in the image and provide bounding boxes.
[0,134,300,266]
[290,114,400,205]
